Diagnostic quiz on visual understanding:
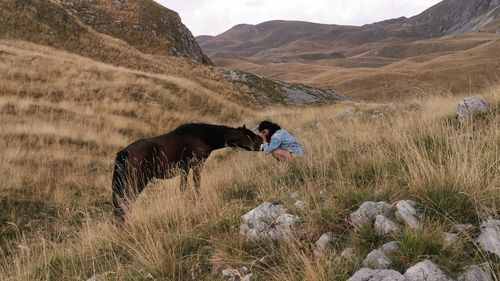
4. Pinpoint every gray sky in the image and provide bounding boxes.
[155,0,442,36]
